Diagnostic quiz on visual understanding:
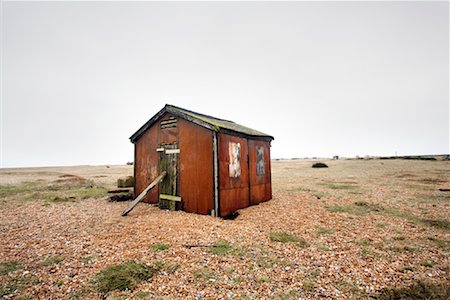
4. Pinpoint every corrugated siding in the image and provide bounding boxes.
[134,123,159,204]
[218,133,250,217]
[133,112,272,217]
[178,118,214,215]
[248,140,272,205]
